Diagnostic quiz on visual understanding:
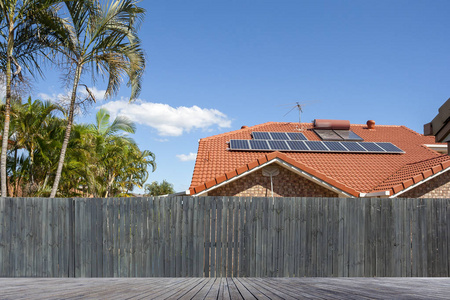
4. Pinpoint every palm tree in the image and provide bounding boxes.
[14,97,58,185]
[118,148,156,196]
[89,108,136,197]
[0,0,67,196]
[85,108,155,197]
[49,0,145,198]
